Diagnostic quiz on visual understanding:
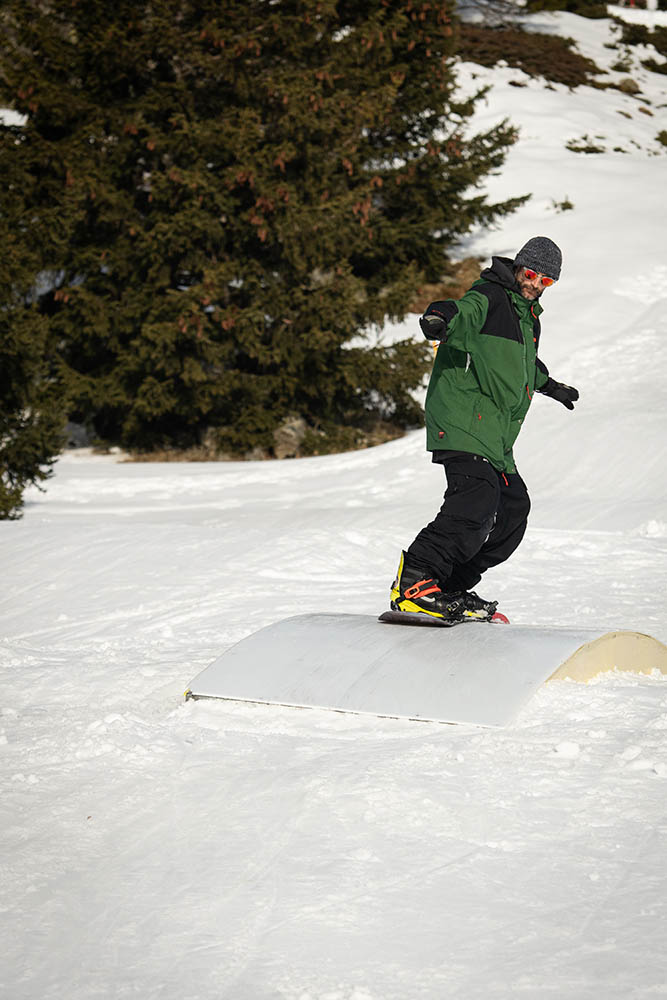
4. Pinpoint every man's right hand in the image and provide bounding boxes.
[419,301,459,341]
[419,313,448,341]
